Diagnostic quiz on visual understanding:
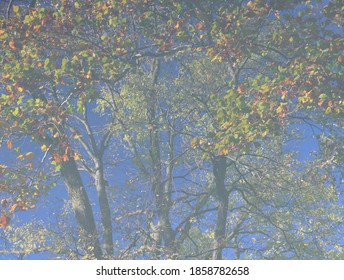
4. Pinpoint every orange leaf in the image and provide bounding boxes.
[196,22,204,30]
[25,162,33,168]
[62,154,69,162]
[9,203,19,213]
[237,84,244,94]
[9,40,17,50]
[6,140,13,149]
[338,56,343,63]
